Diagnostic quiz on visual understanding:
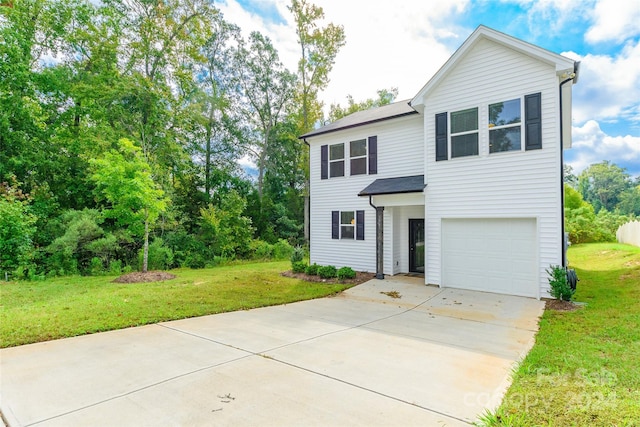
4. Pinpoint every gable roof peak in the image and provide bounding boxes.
[411,25,576,107]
